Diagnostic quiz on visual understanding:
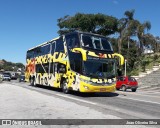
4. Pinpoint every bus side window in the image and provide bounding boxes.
[40,44,50,55]
[55,38,64,53]
[58,63,66,73]
[26,50,34,59]
[51,42,56,54]
[35,47,41,57]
